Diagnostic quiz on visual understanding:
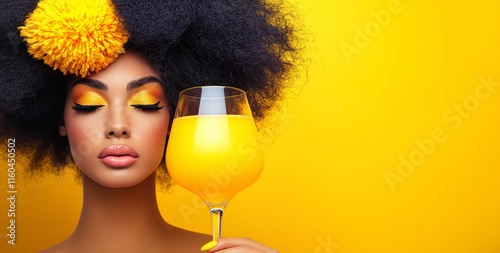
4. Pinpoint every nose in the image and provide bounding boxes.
[104,106,131,138]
